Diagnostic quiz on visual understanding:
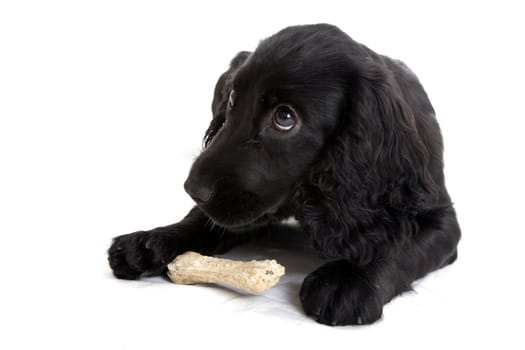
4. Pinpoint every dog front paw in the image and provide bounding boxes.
[300,260,384,325]
[108,231,181,279]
